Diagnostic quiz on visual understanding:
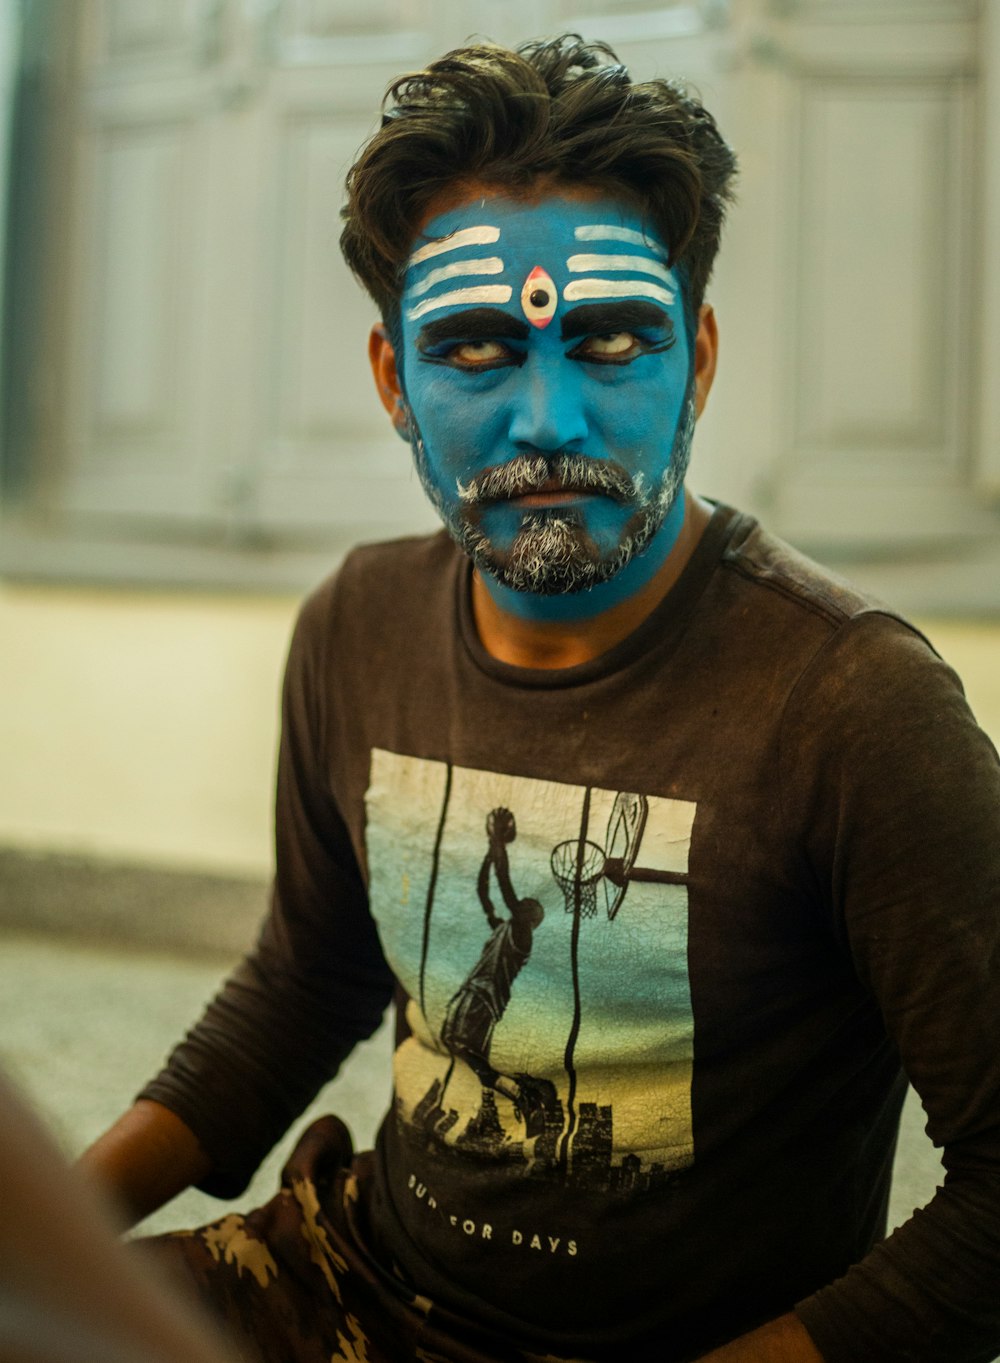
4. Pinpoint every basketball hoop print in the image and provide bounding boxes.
[551,838,605,918]
[550,792,686,921]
